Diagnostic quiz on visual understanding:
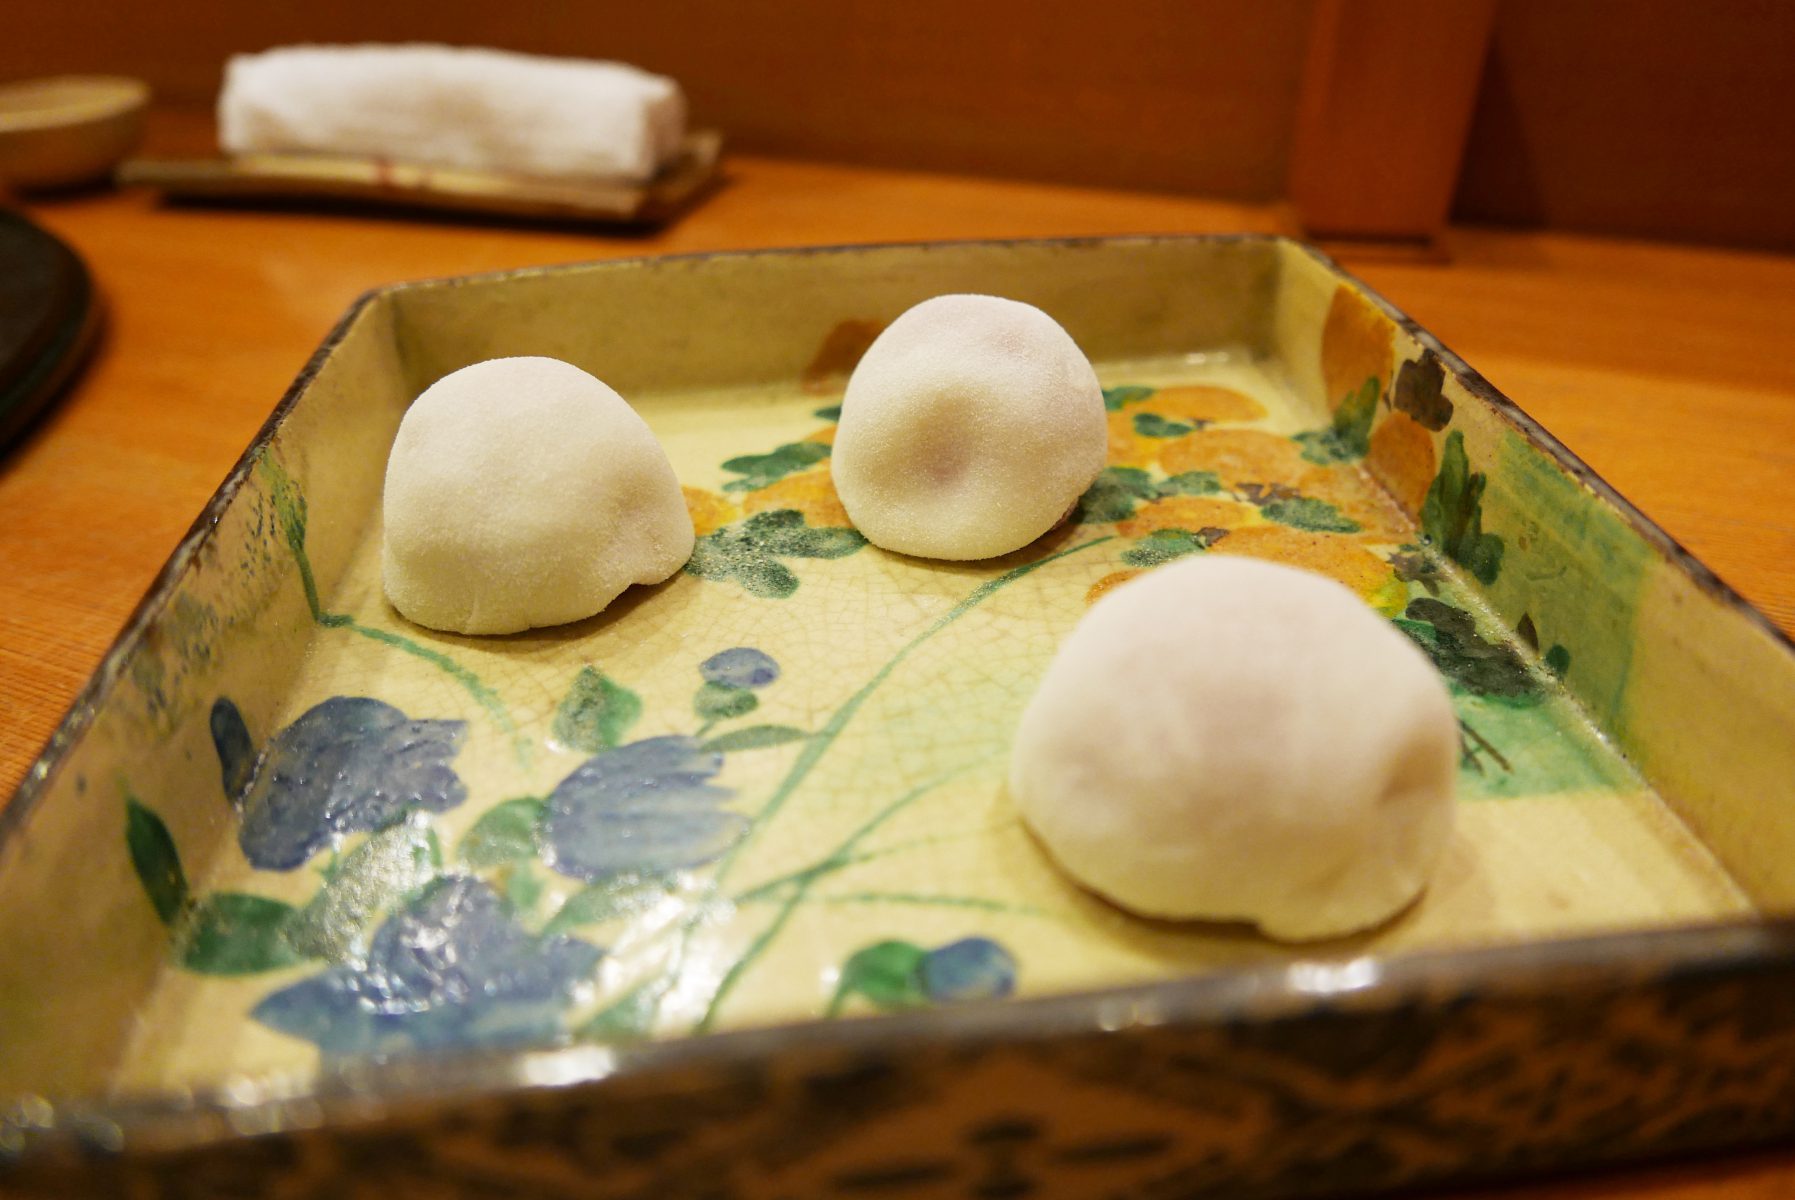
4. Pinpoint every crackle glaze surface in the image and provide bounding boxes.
[113,339,1739,1091]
